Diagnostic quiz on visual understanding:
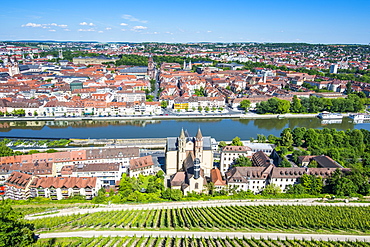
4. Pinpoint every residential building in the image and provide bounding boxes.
[129,155,157,177]
[210,168,227,191]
